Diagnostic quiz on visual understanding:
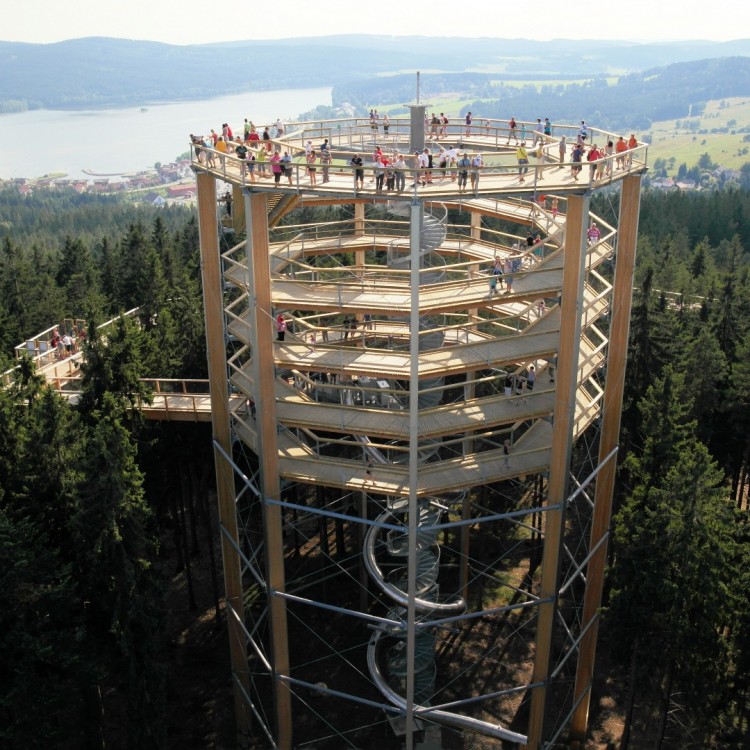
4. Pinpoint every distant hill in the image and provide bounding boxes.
[1,35,750,112]
[460,56,750,132]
